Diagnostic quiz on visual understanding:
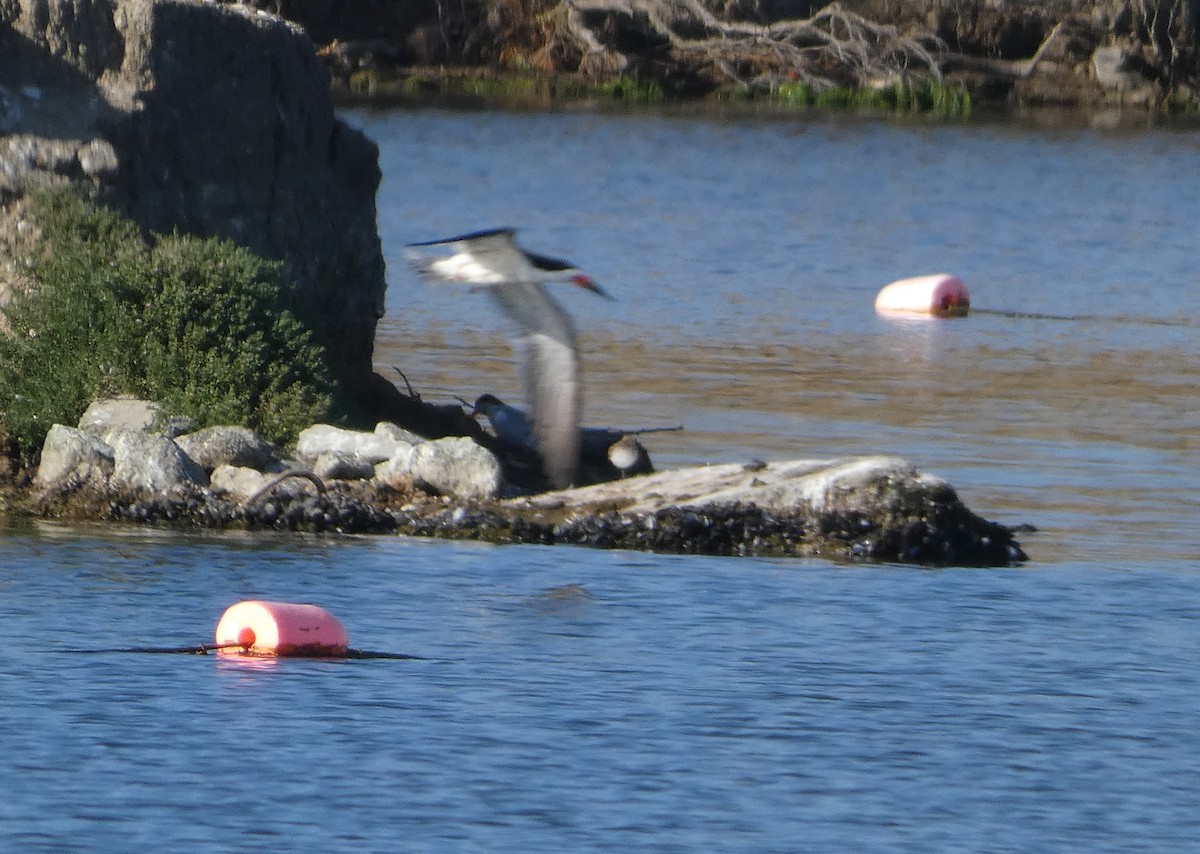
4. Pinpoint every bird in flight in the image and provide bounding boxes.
[404,228,612,489]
